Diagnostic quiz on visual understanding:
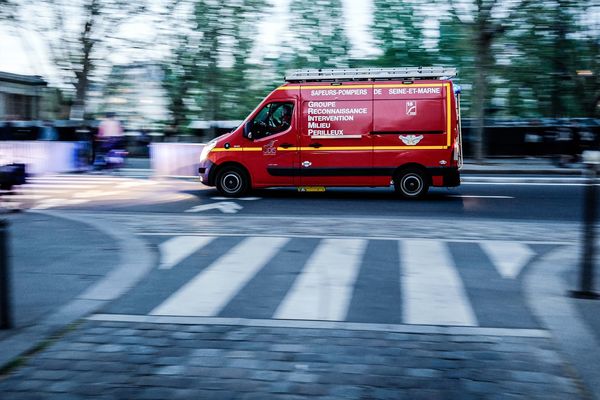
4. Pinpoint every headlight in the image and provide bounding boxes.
[200,141,217,161]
